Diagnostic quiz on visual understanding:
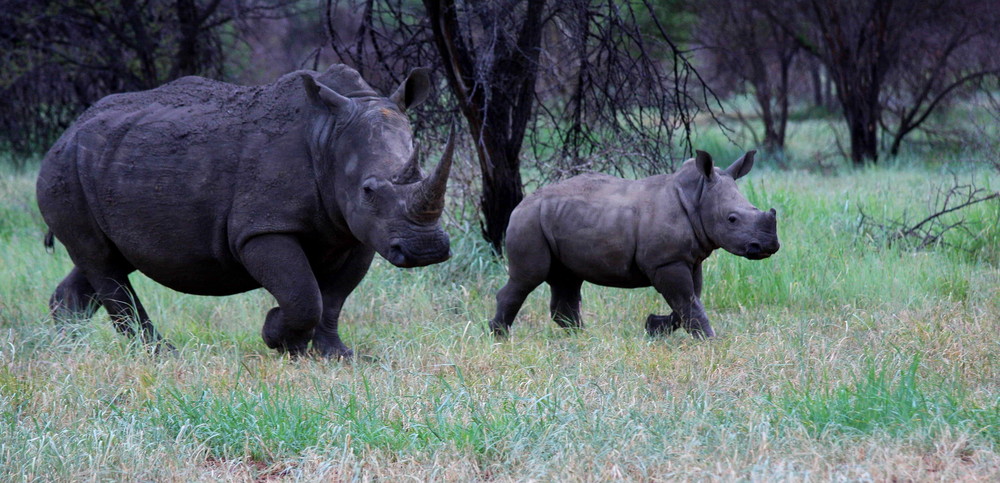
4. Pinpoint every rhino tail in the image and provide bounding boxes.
[44,229,54,254]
